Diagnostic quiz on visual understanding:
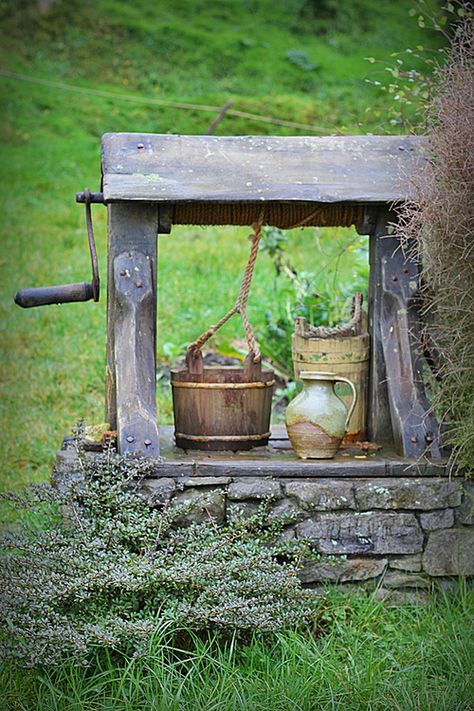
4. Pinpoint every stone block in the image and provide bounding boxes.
[180,477,232,487]
[268,498,305,524]
[297,511,423,555]
[227,478,282,501]
[51,450,84,494]
[457,482,474,525]
[389,554,422,572]
[382,570,430,589]
[281,526,297,541]
[354,478,461,510]
[284,480,355,511]
[226,500,261,520]
[423,528,474,576]
[140,477,176,503]
[419,508,454,531]
[172,489,225,525]
[300,557,387,584]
